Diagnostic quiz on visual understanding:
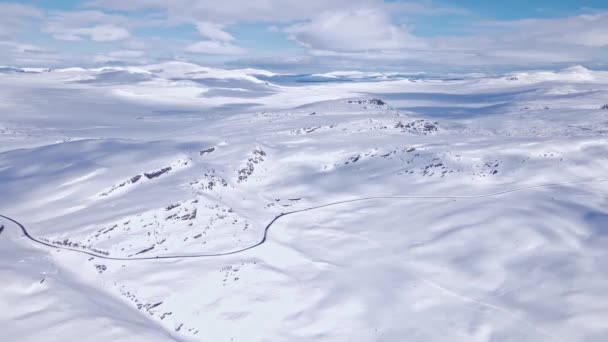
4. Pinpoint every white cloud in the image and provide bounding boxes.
[282,9,608,67]
[84,25,130,41]
[485,13,608,48]
[87,0,166,11]
[187,21,245,55]
[287,8,426,52]
[89,0,469,24]
[94,49,146,62]
[0,3,43,18]
[267,25,280,33]
[0,3,43,38]
[10,42,48,54]
[42,10,157,42]
[121,39,148,50]
[89,0,380,23]
[195,22,234,42]
[50,25,130,42]
[185,40,246,55]
[410,12,608,66]
[0,0,606,68]
[107,50,146,58]
[0,40,62,66]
